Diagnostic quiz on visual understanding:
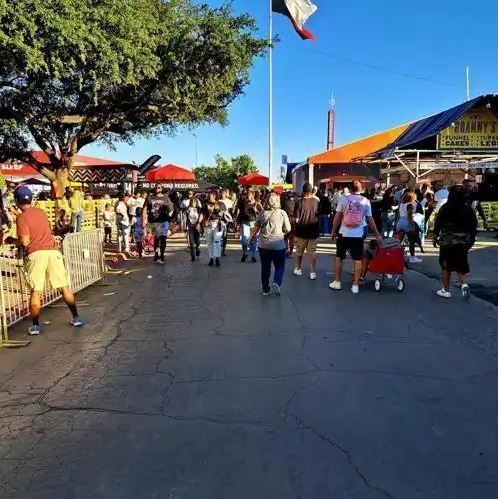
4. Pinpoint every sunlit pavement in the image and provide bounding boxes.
[1,234,498,498]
